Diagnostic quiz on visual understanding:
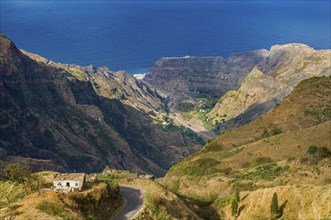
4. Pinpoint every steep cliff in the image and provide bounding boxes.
[0,34,200,176]
[144,51,268,99]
